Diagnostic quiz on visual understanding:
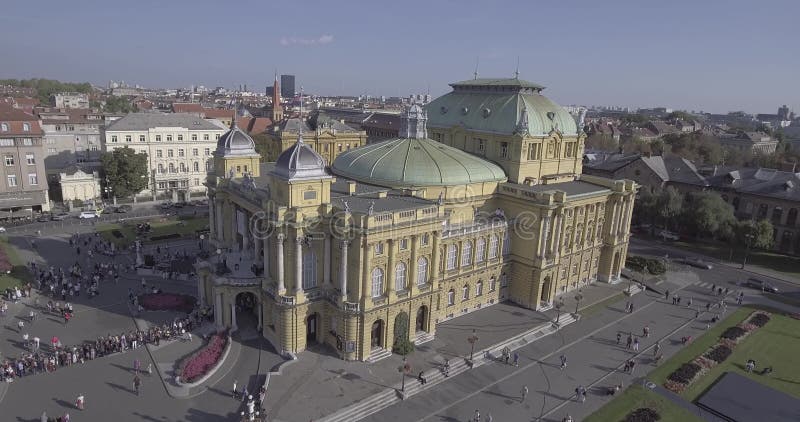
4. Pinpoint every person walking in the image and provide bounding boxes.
[133,358,141,373]
[473,409,481,422]
[232,380,238,398]
[664,289,670,301]
[654,341,661,356]
[75,394,84,410]
[643,325,649,338]
[676,296,681,306]
[633,337,640,352]
[147,362,153,375]
[133,374,141,395]
[616,332,621,345]
[626,333,633,349]
[560,354,567,370]
[521,385,529,402]
[512,351,519,367]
